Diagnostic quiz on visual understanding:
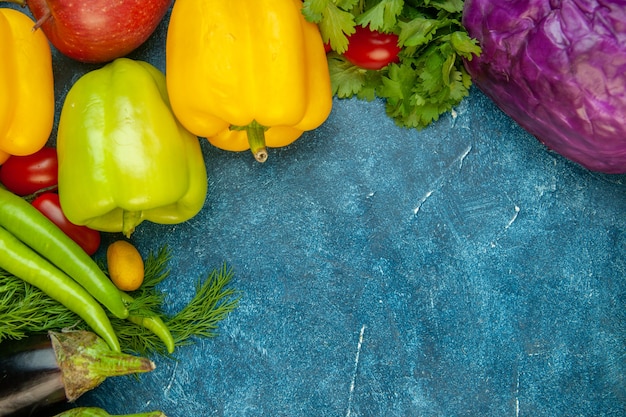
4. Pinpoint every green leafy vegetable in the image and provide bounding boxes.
[355,0,404,31]
[0,246,241,356]
[303,0,481,129]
